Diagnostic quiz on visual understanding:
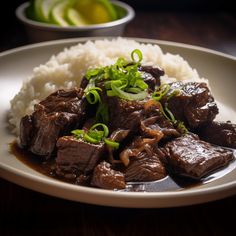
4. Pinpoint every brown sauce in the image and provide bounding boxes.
[10,141,236,192]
